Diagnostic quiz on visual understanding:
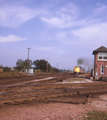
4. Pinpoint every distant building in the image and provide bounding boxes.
[10,68,15,71]
[25,68,34,74]
[93,46,107,79]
